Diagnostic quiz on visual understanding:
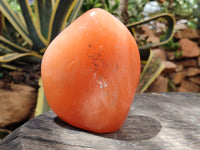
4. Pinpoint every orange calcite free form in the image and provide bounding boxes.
[41,8,140,133]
